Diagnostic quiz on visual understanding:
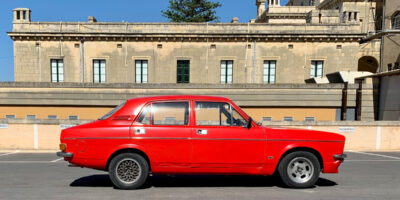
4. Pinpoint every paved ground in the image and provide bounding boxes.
[0,151,400,200]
